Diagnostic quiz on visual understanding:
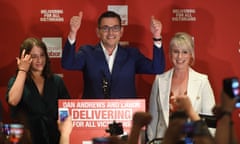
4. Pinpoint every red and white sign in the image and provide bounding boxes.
[42,37,62,58]
[58,99,146,144]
